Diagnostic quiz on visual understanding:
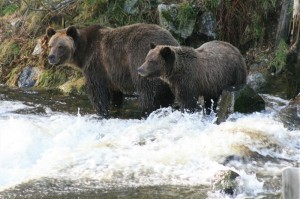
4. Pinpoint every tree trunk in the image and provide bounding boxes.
[275,0,293,47]
[290,0,299,48]
[286,0,300,99]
